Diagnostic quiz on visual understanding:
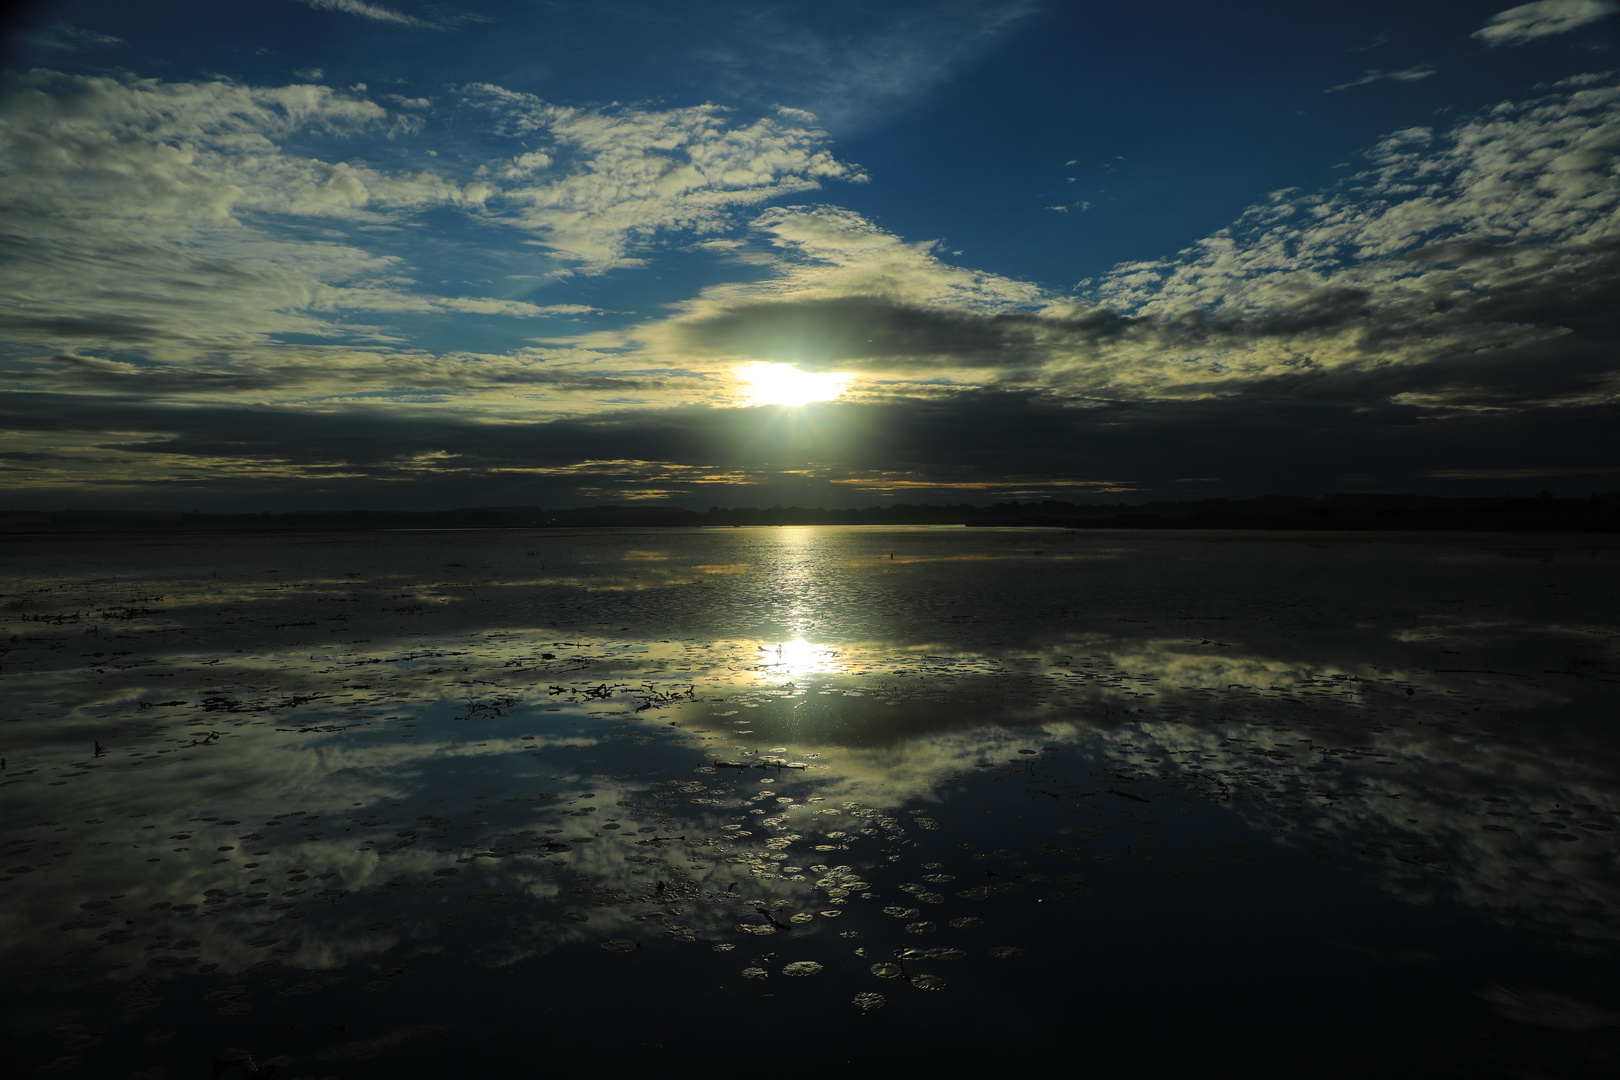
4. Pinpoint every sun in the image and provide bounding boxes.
[737,362,851,406]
